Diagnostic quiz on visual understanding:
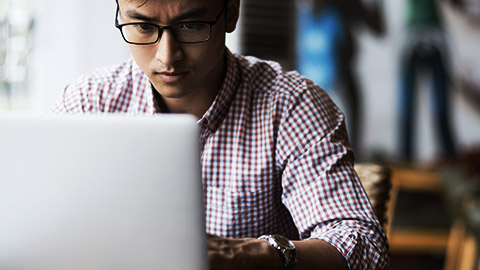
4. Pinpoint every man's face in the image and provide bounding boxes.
[117,0,238,100]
